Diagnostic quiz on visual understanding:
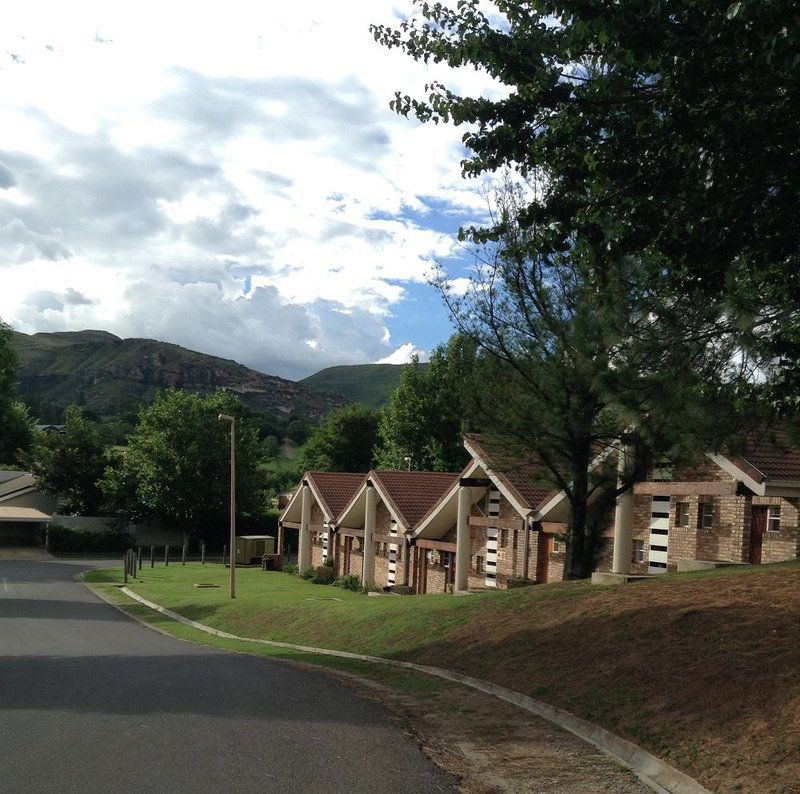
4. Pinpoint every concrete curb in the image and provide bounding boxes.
[118,586,712,794]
